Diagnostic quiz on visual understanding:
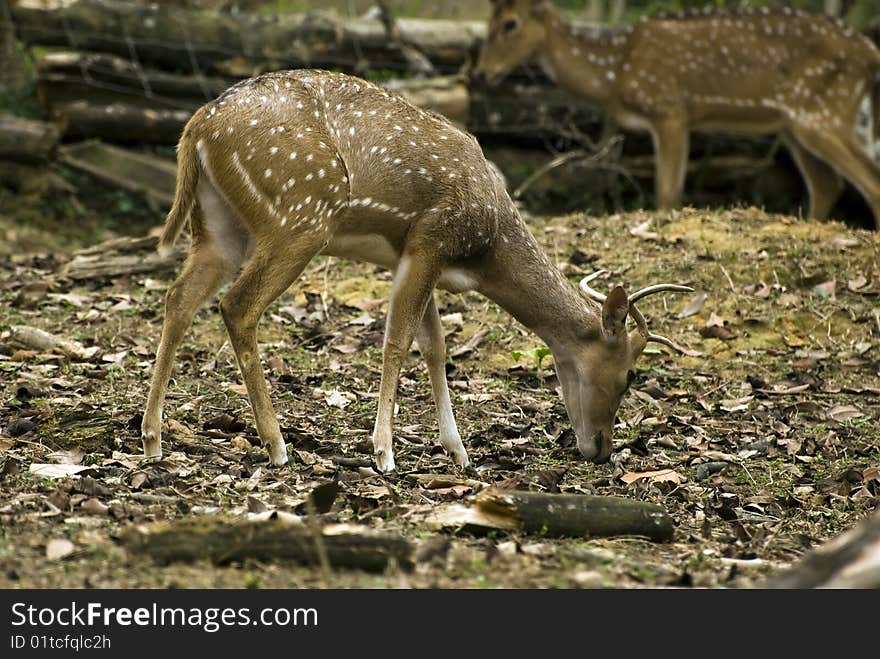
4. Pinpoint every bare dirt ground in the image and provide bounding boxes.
[0,176,878,589]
